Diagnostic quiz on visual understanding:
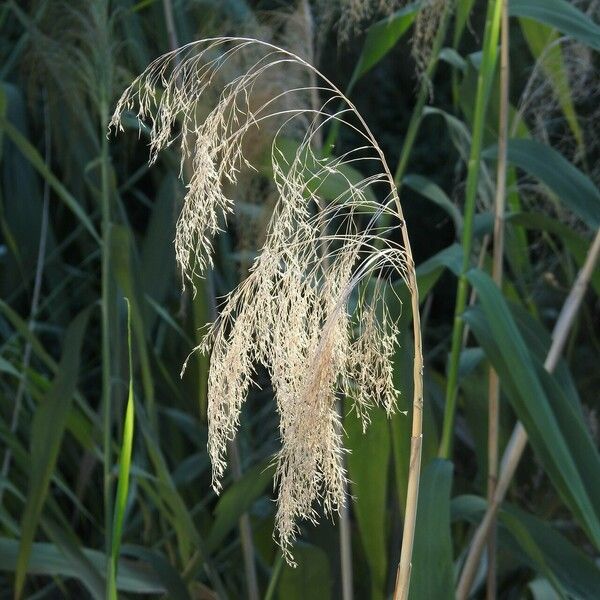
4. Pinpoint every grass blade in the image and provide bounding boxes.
[408,460,454,600]
[15,306,93,598]
[107,298,136,599]
[464,269,600,546]
[454,495,600,598]
[484,139,600,229]
[509,0,600,51]
[0,116,100,243]
[0,537,168,595]
[345,406,390,600]
[277,544,332,600]
[518,18,584,150]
